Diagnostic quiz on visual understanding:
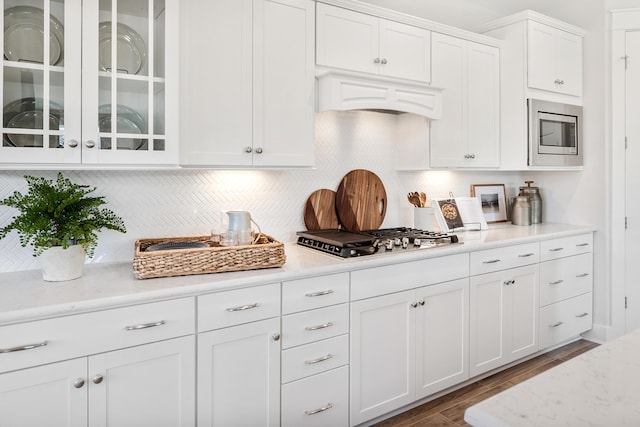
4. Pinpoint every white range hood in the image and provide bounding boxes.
[316,68,443,119]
